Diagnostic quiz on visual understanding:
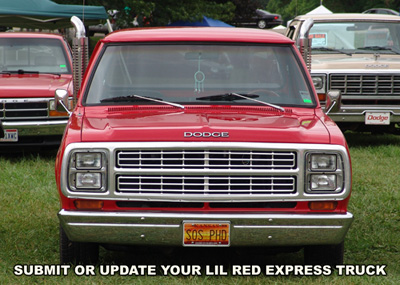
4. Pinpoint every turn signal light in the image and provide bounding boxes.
[49,110,69,117]
[74,200,104,210]
[309,201,337,211]
[318,94,326,102]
